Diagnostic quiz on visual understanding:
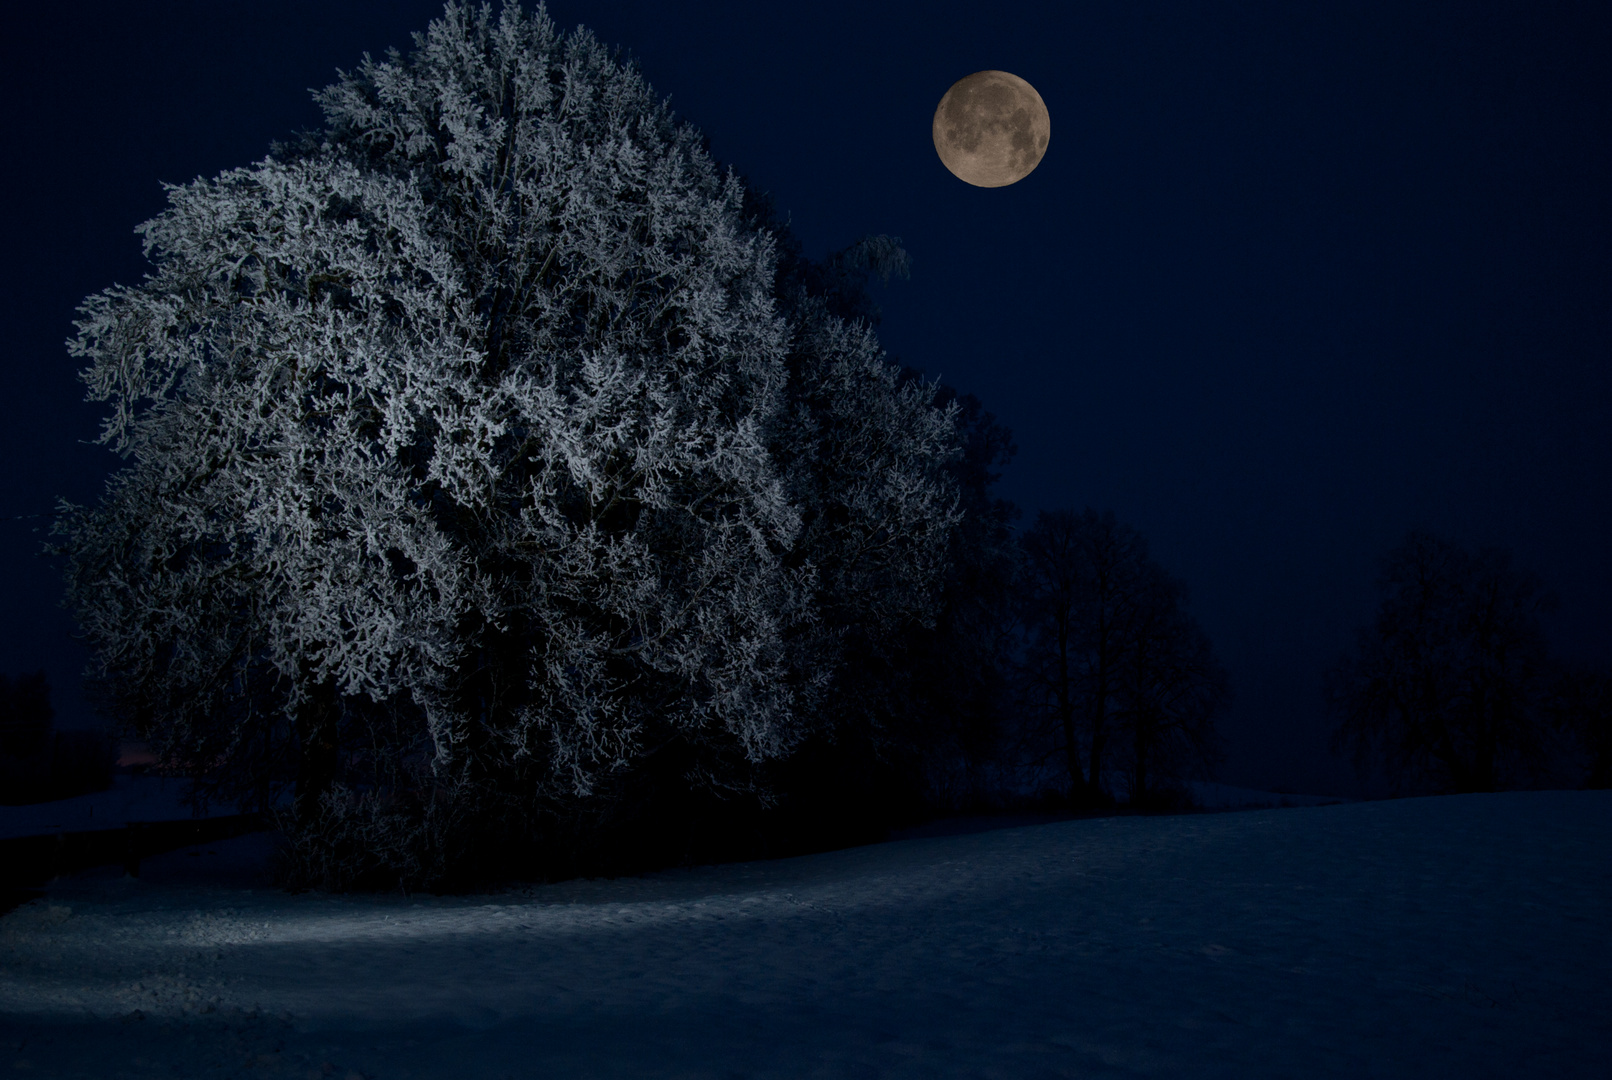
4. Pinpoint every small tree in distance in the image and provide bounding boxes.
[1326,531,1558,794]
